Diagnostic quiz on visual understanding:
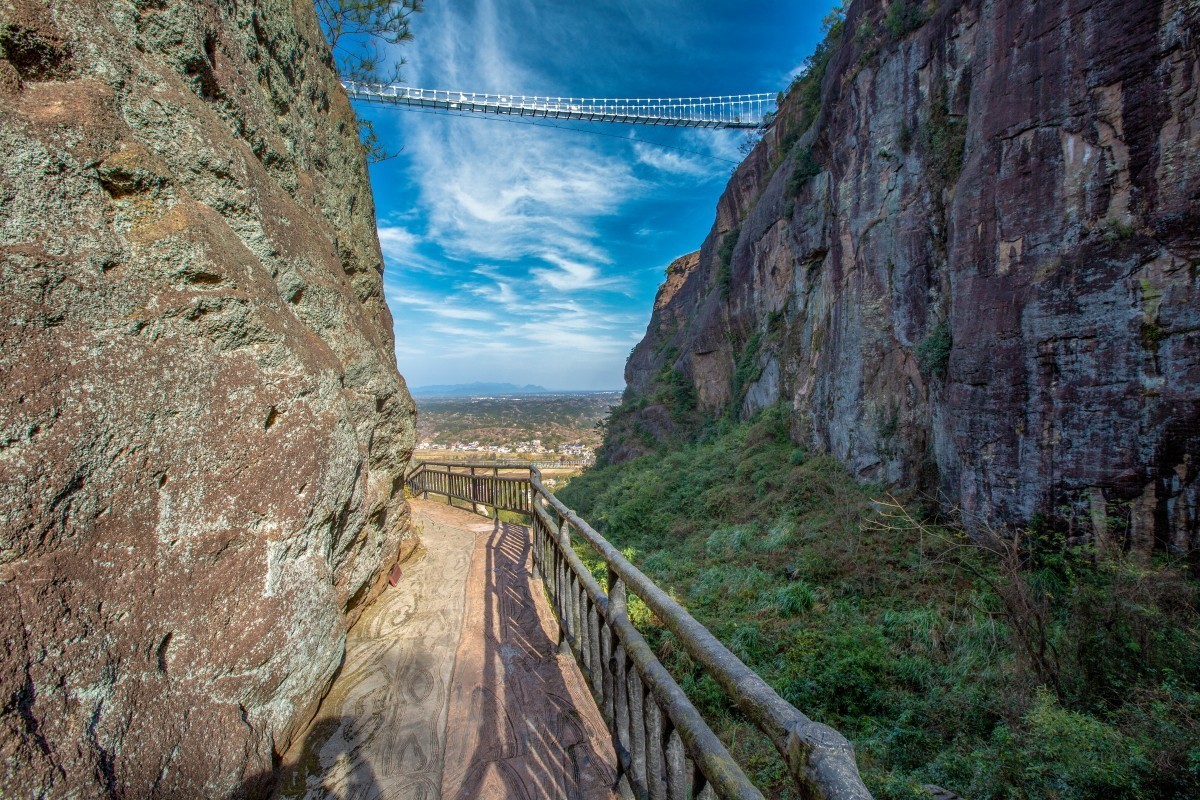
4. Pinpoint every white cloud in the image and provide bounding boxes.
[402,290,498,322]
[531,254,620,292]
[407,119,640,265]
[396,0,646,270]
[377,224,450,275]
[632,142,716,179]
[377,0,762,390]
[468,279,520,309]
